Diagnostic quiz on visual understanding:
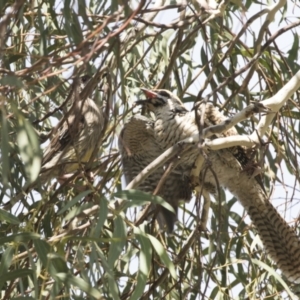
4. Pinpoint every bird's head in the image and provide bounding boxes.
[136,88,187,115]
